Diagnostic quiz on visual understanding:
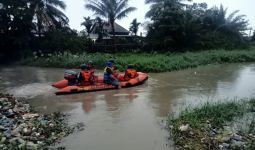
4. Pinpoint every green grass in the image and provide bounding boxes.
[170,101,248,129]
[168,99,255,149]
[22,47,255,72]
